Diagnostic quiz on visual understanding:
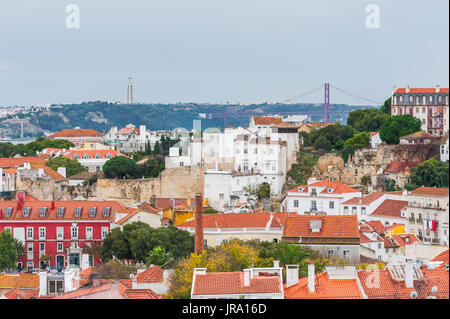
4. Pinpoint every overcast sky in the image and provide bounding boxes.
[0,0,448,106]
